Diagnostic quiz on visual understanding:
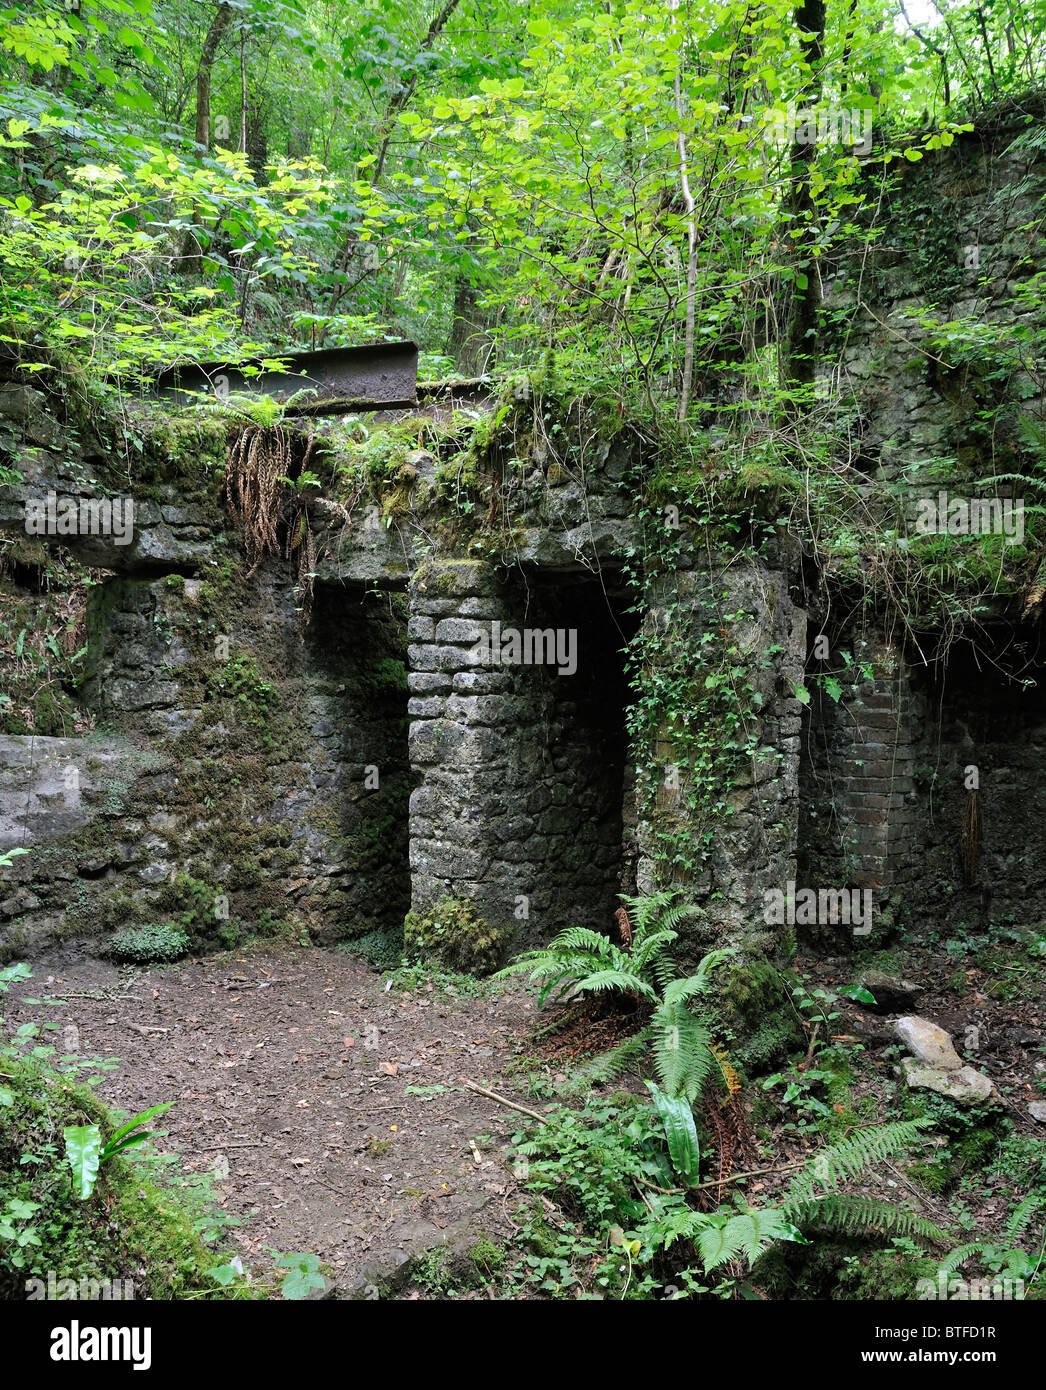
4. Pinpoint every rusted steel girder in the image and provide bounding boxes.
[153,340,419,413]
